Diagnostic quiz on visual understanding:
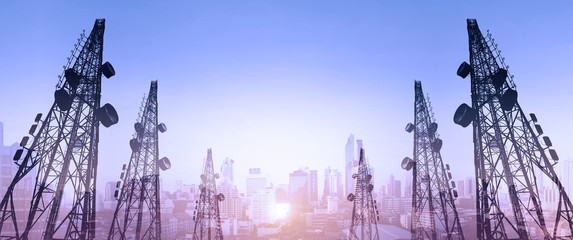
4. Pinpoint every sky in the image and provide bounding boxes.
[0,1,572,194]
